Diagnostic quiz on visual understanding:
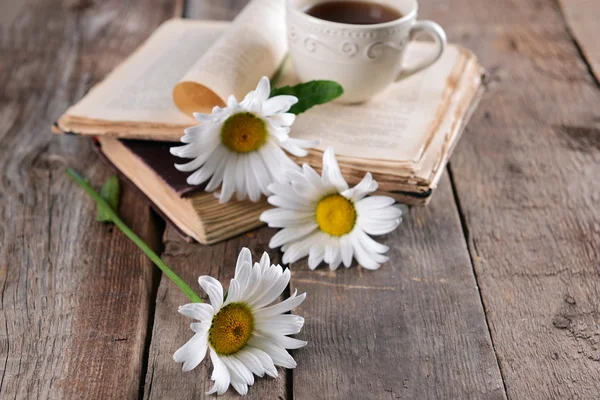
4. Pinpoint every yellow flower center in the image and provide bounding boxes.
[315,194,356,237]
[221,112,268,153]
[209,303,254,355]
